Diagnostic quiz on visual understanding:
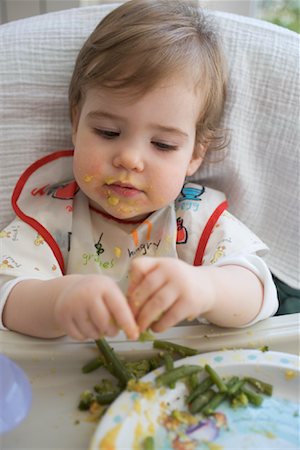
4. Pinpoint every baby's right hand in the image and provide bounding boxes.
[53,274,139,341]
